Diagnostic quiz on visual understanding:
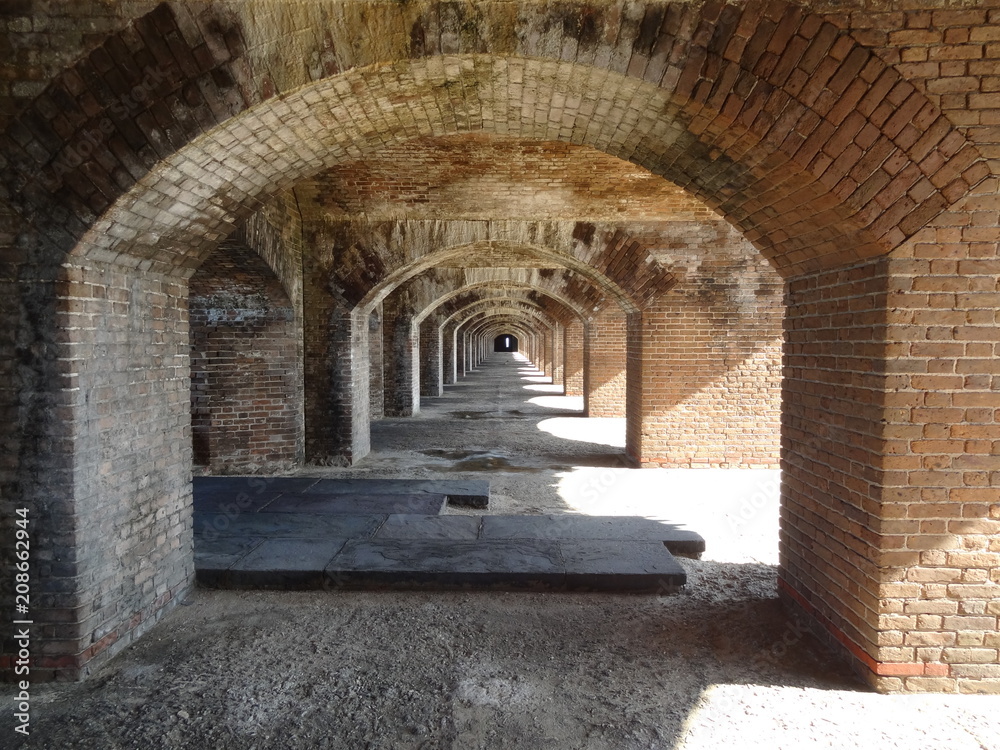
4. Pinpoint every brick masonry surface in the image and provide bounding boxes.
[0,0,996,693]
